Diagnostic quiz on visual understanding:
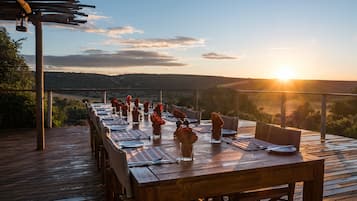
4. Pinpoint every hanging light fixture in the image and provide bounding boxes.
[16,11,28,32]
[15,0,32,32]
